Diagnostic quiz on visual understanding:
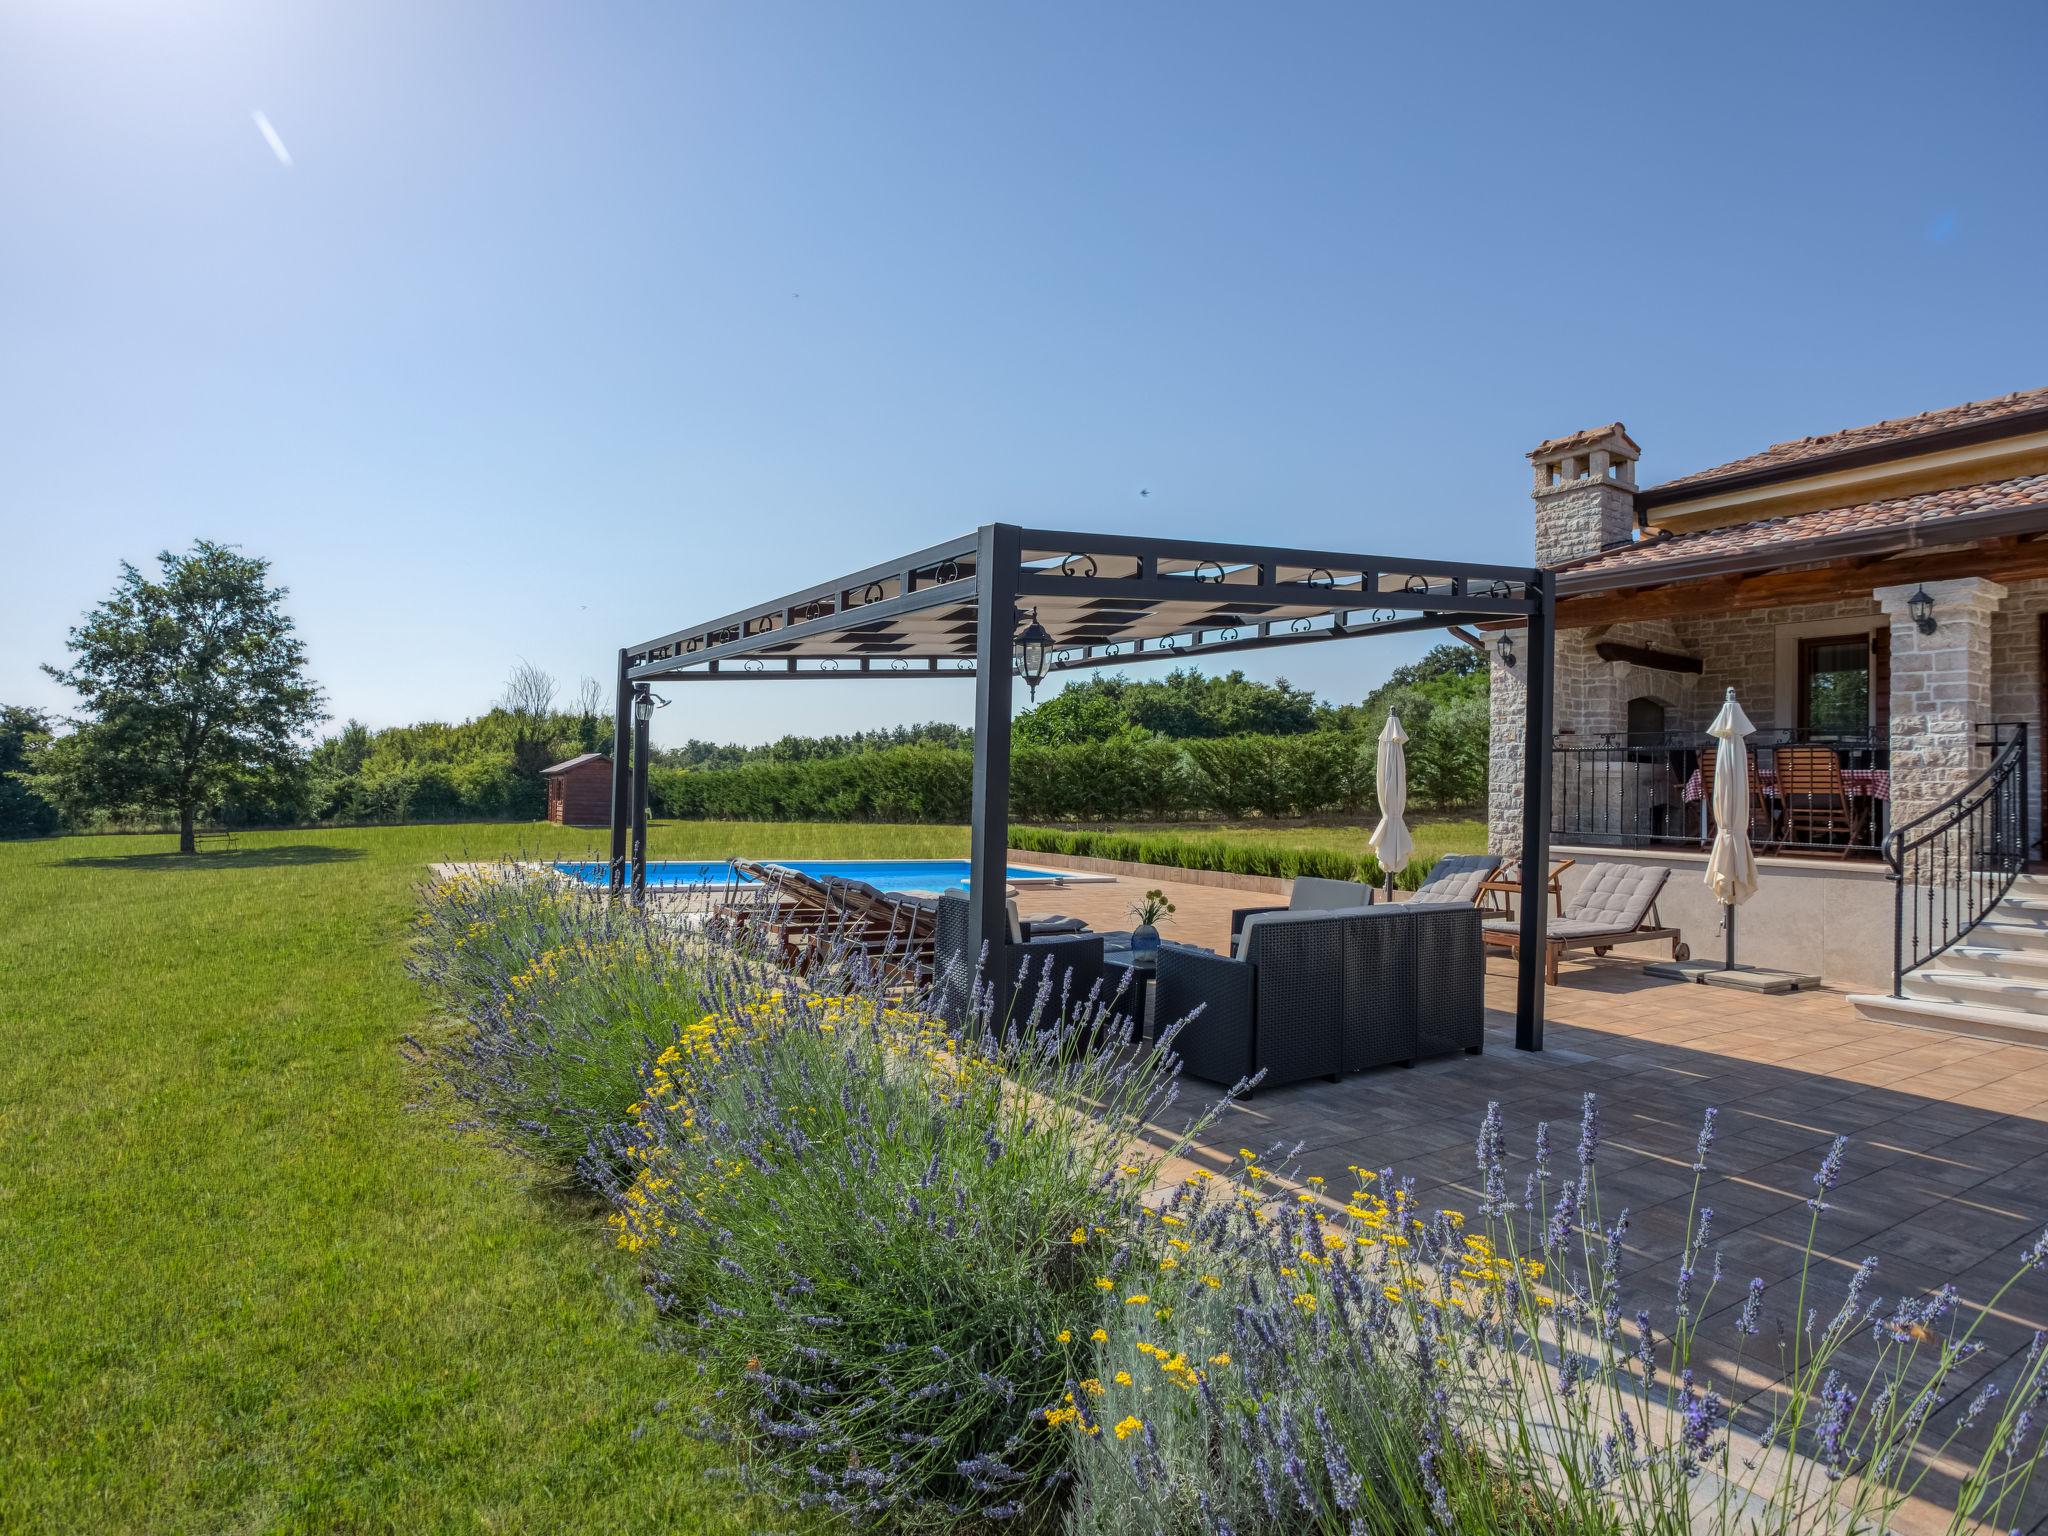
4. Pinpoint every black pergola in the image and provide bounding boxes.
[607,523,1557,1049]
